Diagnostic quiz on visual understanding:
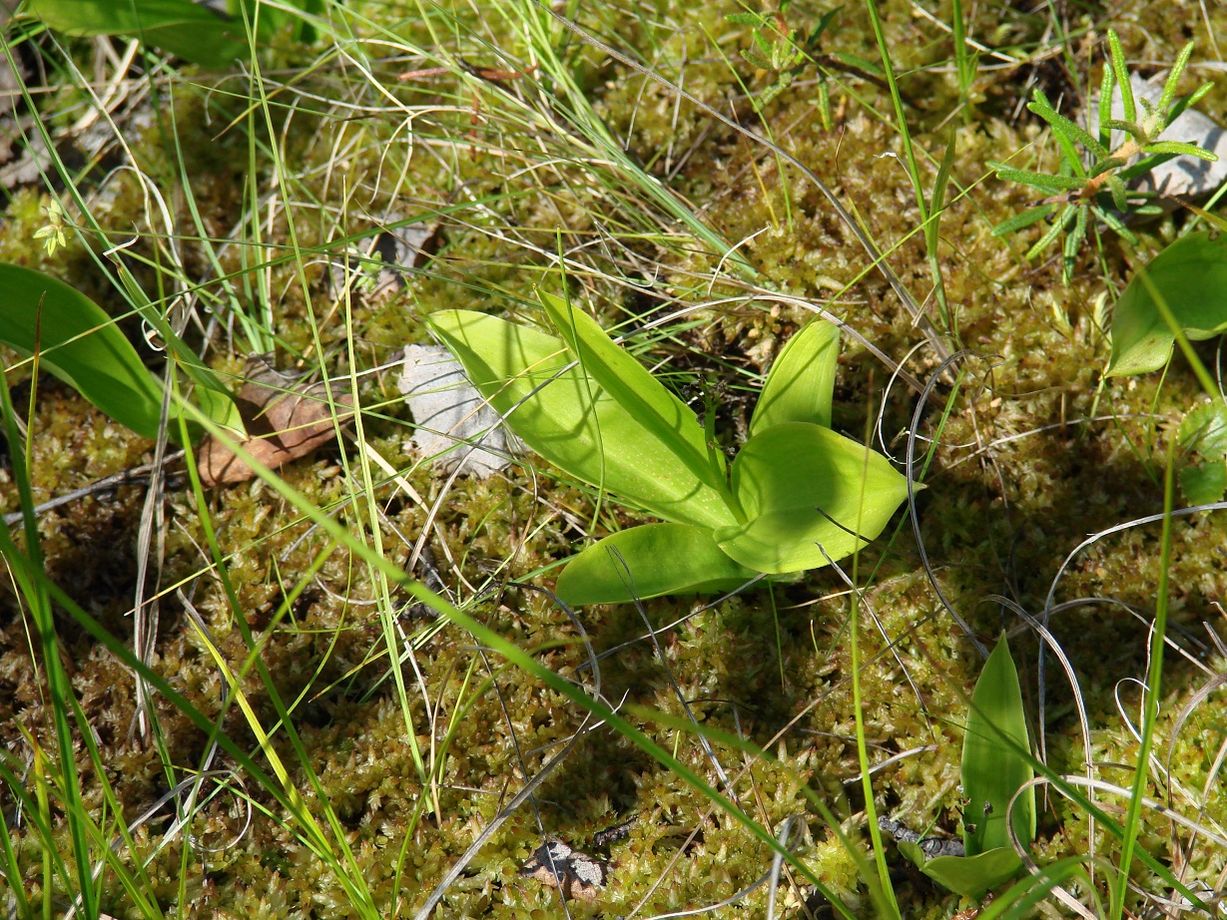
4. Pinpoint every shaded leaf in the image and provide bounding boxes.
[749,319,838,435]
[991,204,1056,237]
[0,262,209,442]
[1107,232,1227,377]
[1179,401,1227,460]
[555,523,756,606]
[29,0,248,67]
[905,844,1024,900]
[196,356,352,486]
[428,309,738,530]
[988,164,1084,193]
[713,421,908,574]
[963,635,1035,856]
[1179,461,1227,506]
